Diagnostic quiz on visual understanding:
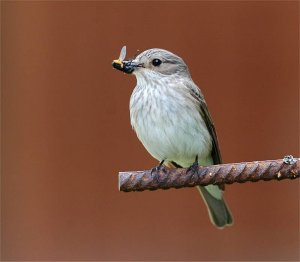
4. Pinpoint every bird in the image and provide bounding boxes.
[112,46,233,228]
